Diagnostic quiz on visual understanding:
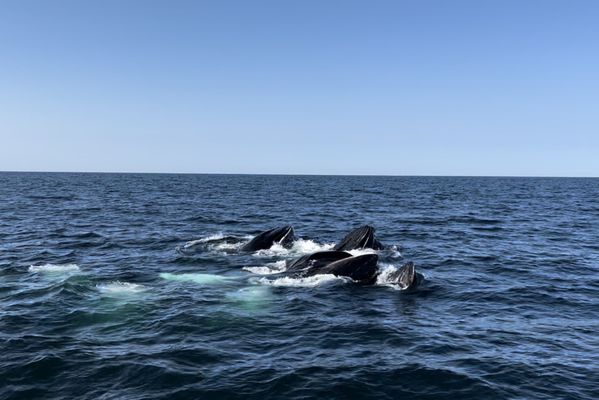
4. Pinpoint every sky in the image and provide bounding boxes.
[1,0,598,176]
